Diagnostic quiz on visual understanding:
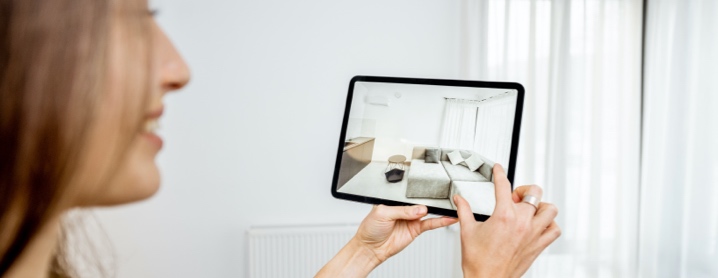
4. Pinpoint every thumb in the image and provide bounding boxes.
[375,205,428,221]
[453,195,476,225]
